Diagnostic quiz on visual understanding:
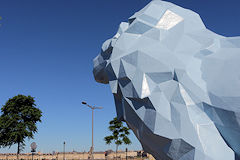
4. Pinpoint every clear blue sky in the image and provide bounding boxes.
[0,0,240,154]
